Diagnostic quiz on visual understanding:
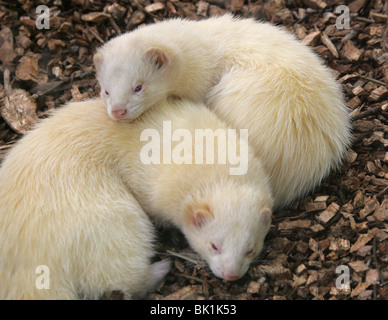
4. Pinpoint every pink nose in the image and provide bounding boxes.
[222,272,240,282]
[111,109,127,119]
